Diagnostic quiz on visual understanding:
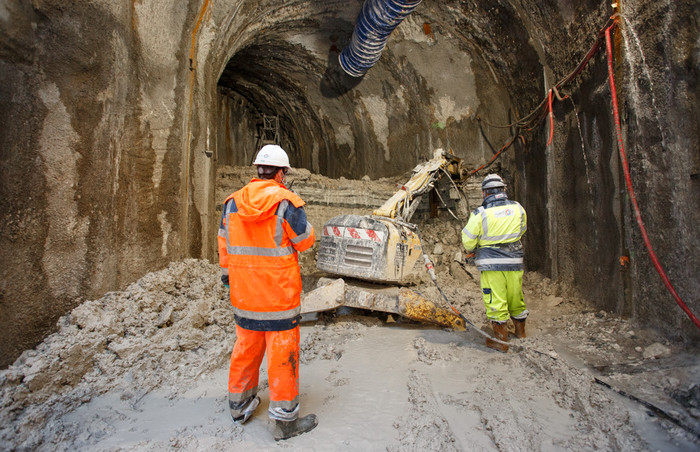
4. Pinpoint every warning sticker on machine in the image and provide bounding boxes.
[322,225,384,242]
